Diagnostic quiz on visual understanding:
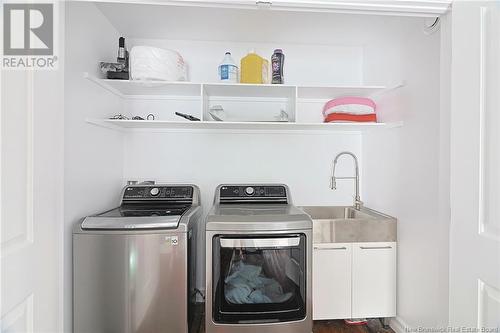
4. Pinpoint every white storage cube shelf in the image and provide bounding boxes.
[85,73,403,132]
